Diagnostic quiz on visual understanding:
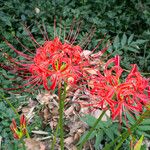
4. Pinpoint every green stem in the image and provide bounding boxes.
[0,93,20,118]
[59,92,65,150]
[103,110,150,150]
[59,83,67,150]
[78,110,106,150]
